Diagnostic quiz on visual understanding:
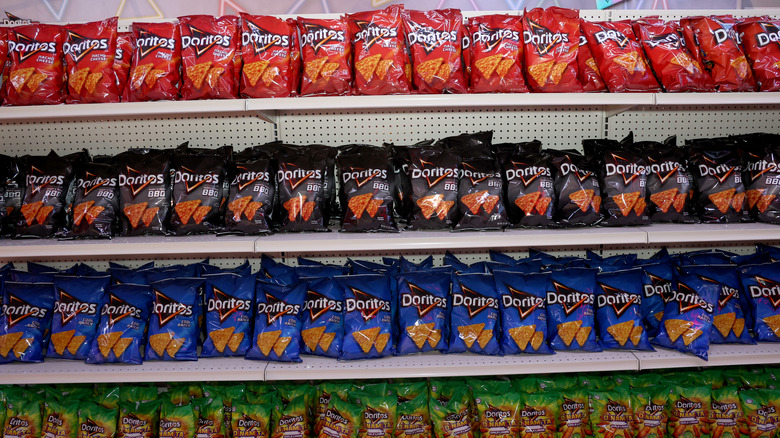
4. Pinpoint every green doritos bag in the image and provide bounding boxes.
[588,385,632,438]
[701,369,726,390]
[117,399,161,438]
[4,389,41,438]
[232,395,273,438]
[221,384,246,438]
[738,389,780,438]
[558,389,588,438]
[77,402,118,438]
[580,375,616,391]
[396,393,432,438]
[193,395,226,438]
[160,400,196,438]
[351,389,395,438]
[120,385,158,404]
[538,375,578,391]
[667,385,711,438]
[631,385,669,438]
[271,394,309,438]
[709,386,746,438]
[429,386,474,438]
[472,381,520,438]
[394,381,428,404]
[42,398,79,438]
[94,384,121,409]
[518,392,558,438]
[315,383,350,429]
[316,394,362,438]
[511,377,539,394]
